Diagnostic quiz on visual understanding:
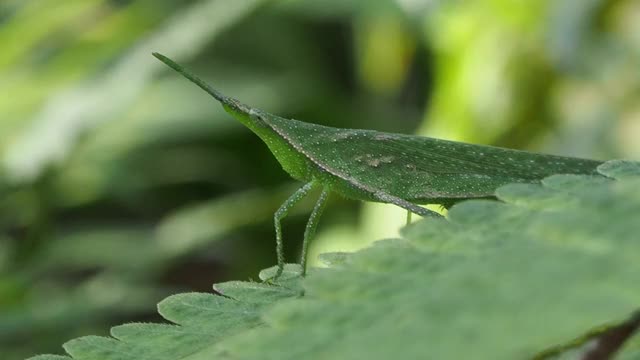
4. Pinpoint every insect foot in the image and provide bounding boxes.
[259,264,305,290]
